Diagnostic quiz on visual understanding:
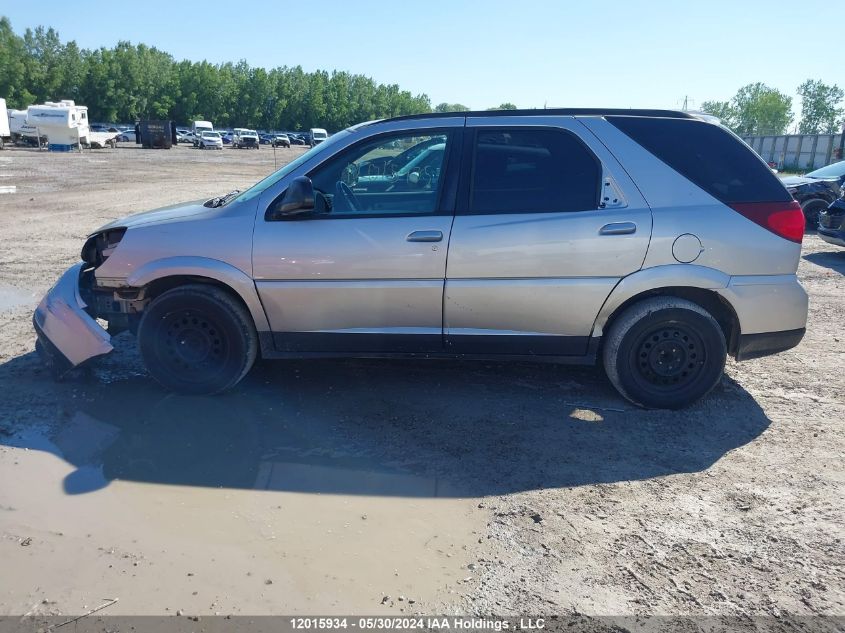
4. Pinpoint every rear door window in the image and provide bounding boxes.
[607,116,791,203]
[468,128,601,214]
